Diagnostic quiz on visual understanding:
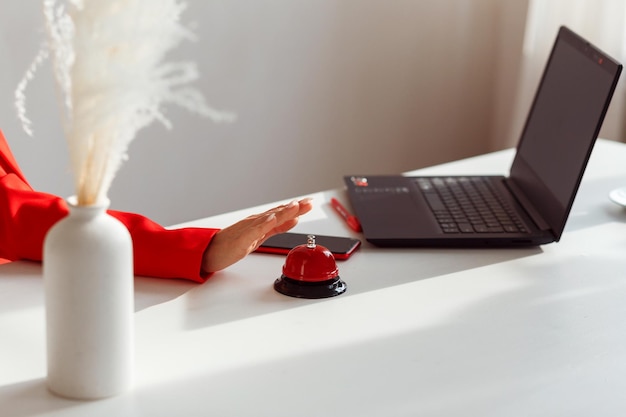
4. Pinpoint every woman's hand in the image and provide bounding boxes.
[201,198,313,274]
